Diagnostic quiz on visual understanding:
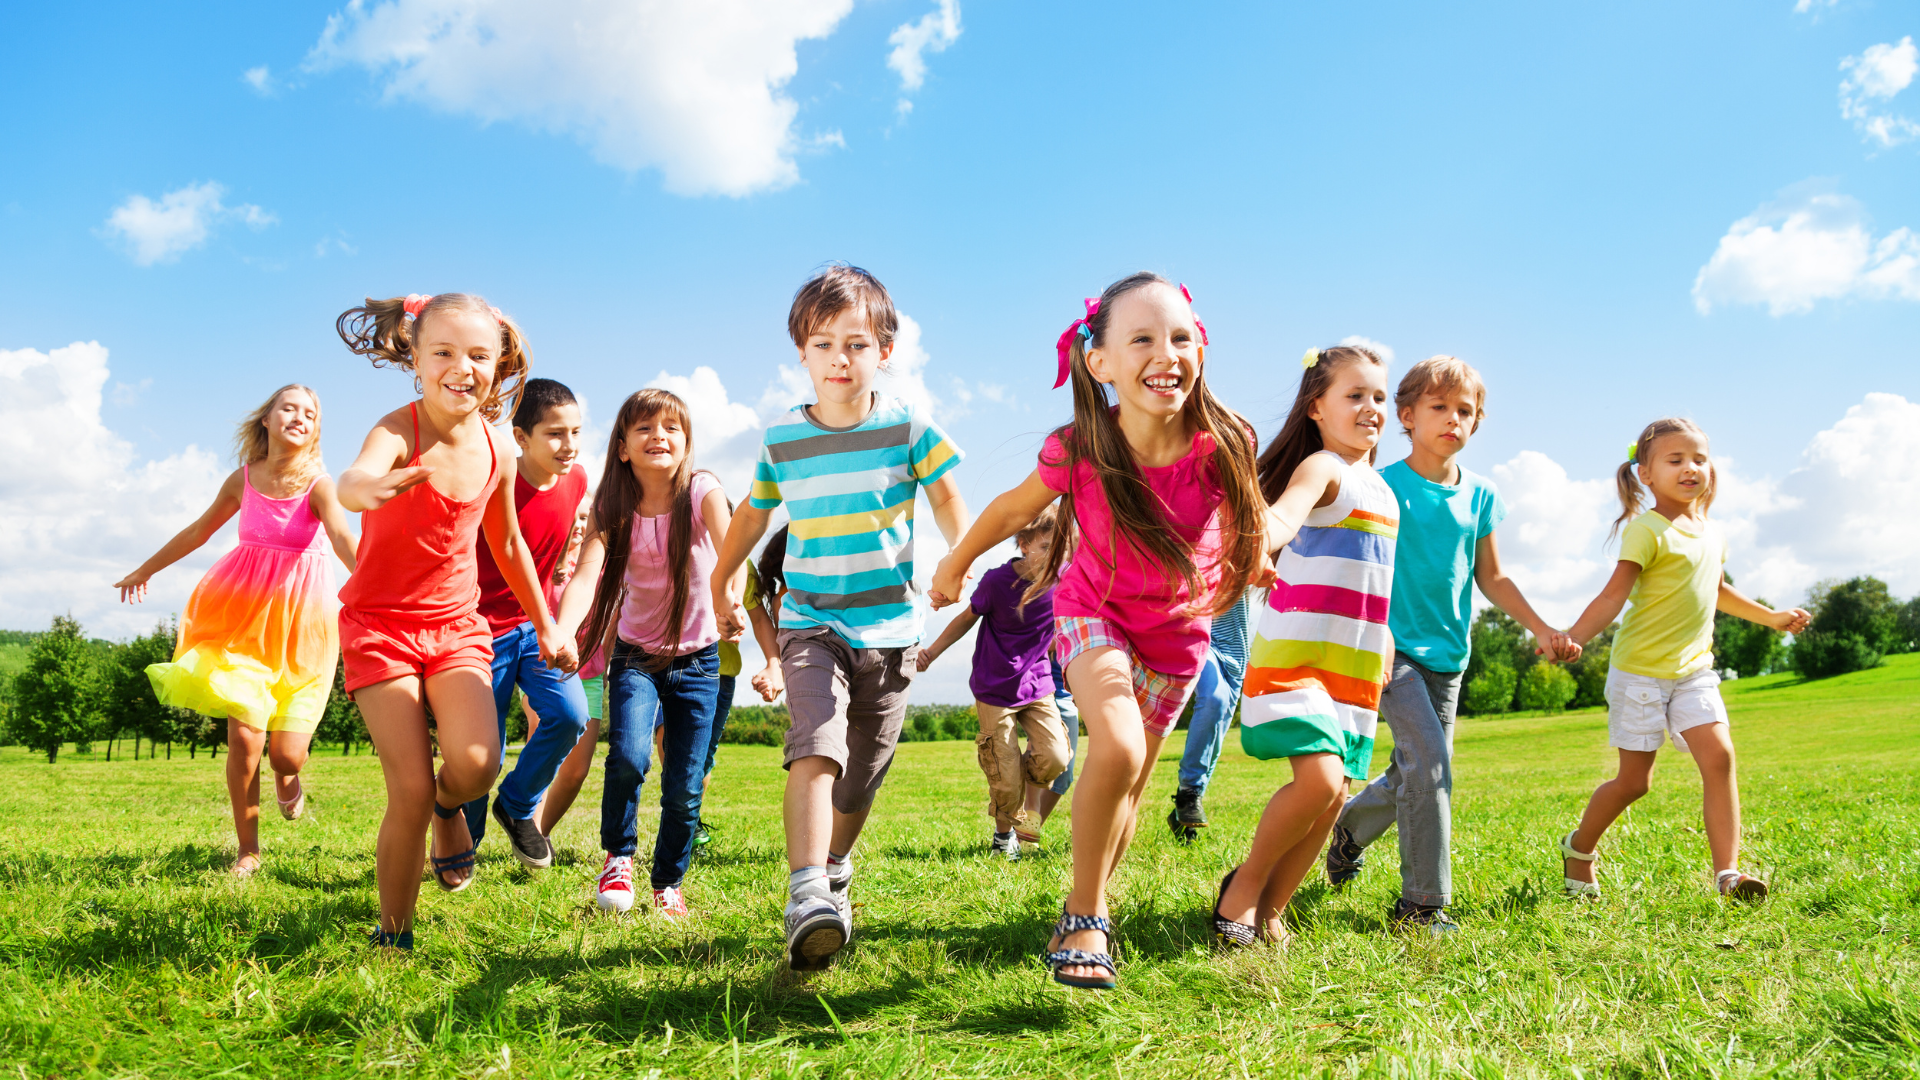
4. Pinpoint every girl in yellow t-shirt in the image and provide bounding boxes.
[1559,418,1809,903]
